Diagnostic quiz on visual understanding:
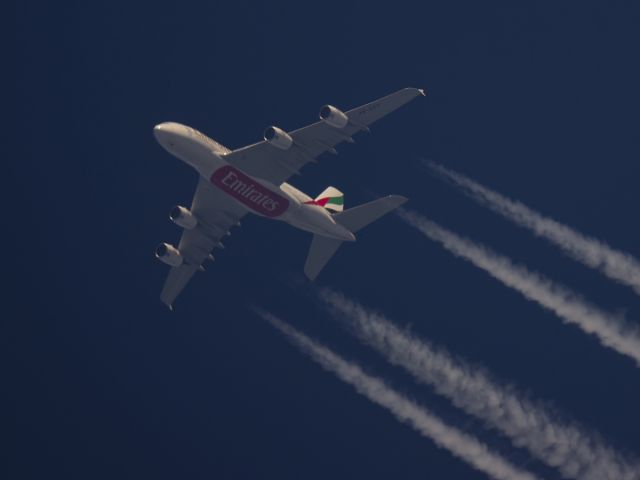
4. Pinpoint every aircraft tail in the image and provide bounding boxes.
[304,195,408,280]
[313,186,344,212]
